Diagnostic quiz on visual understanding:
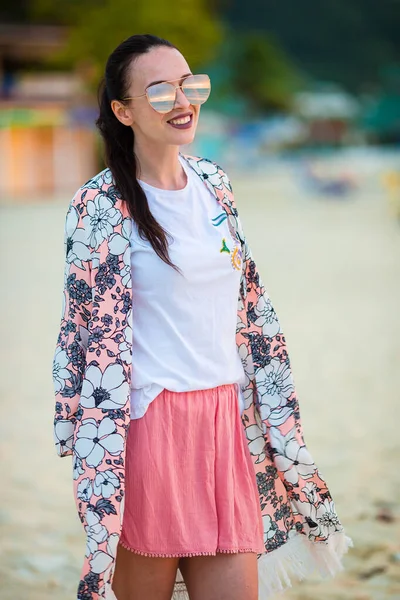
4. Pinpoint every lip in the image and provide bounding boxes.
[166,111,193,123]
